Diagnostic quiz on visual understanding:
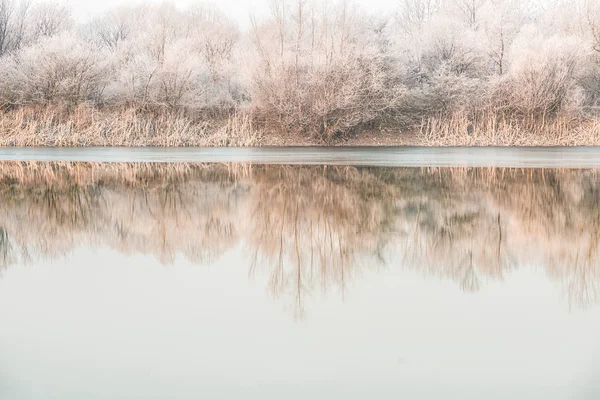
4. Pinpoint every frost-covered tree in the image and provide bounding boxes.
[0,0,596,137]
[26,1,71,42]
[84,6,146,51]
[0,0,31,56]
[393,3,491,120]
[535,0,600,107]
[250,0,404,139]
[490,27,586,118]
[92,3,242,110]
[479,0,526,75]
[395,0,441,34]
[583,0,600,105]
[448,0,487,29]
[588,2,600,53]
[0,33,111,105]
